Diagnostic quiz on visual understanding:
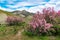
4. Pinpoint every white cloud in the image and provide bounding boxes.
[0,0,60,13]
[6,2,37,8]
[49,0,60,2]
[13,5,45,13]
[16,7,29,11]
[5,0,46,9]
[55,2,60,11]
[27,0,44,4]
[45,3,56,7]
[0,0,17,4]
[27,5,45,13]
[0,7,14,12]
